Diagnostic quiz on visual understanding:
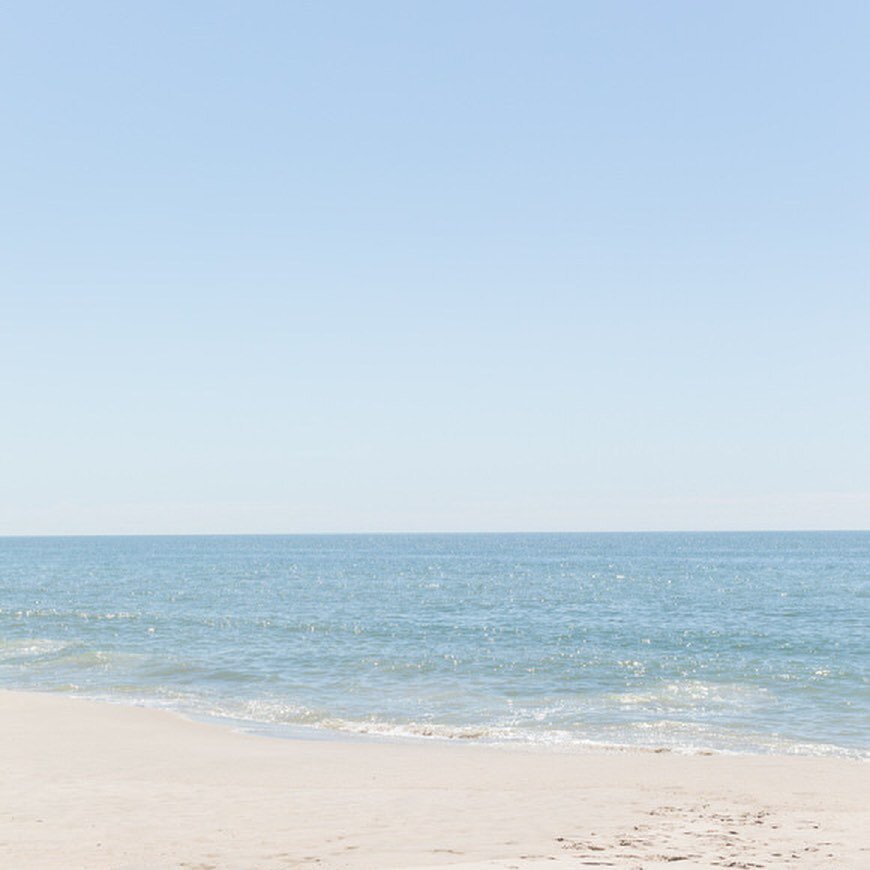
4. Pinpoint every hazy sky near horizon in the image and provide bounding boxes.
[2,1,868,534]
